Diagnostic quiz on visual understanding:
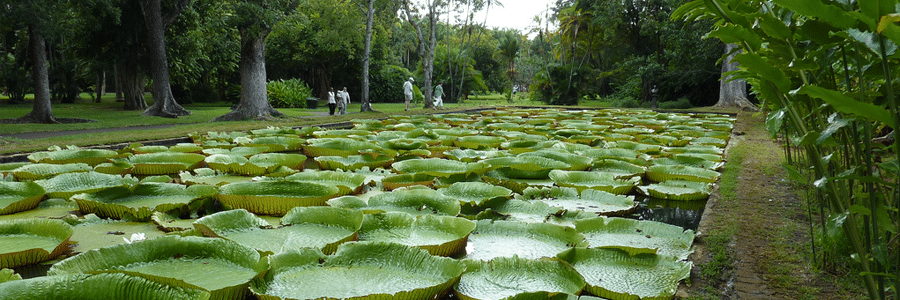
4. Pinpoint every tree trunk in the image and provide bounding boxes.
[359,0,375,112]
[19,24,57,124]
[716,43,757,111]
[114,63,125,102]
[139,0,191,118]
[118,59,148,110]
[212,31,283,122]
[95,70,106,103]
[402,0,438,109]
